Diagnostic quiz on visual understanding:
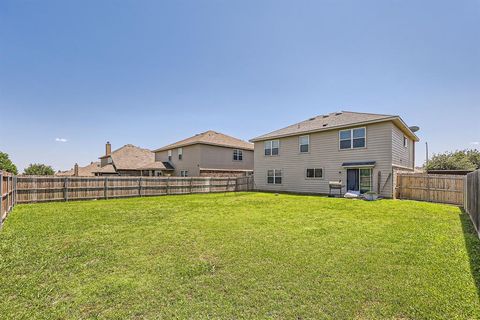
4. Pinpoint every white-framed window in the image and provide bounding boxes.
[299,135,309,153]
[168,150,172,161]
[264,140,279,156]
[359,168,372,193]
[403,136,408,148]
[178,148,183,160]
[233,149,243,161]
[180,170,188,177]
[339,127,366,150]
[306,168,323,179]
[267,169,282,184]
[107,157,113,164]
